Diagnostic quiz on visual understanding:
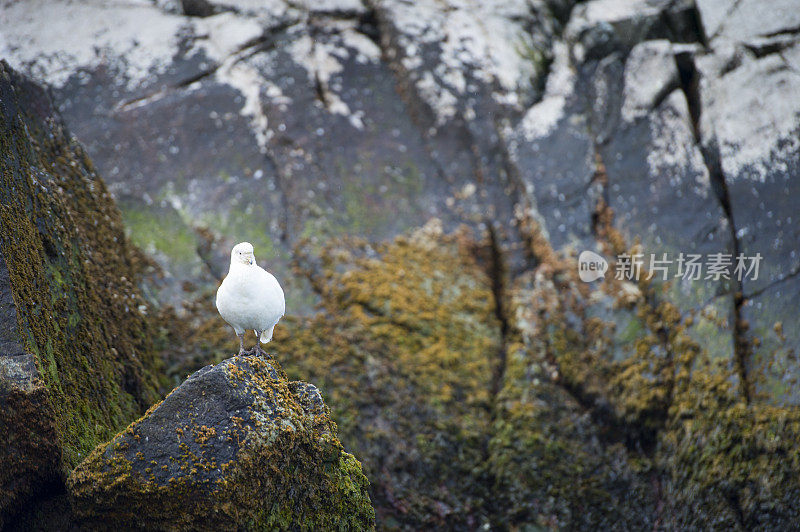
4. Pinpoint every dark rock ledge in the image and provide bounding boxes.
[69,354,375,530]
